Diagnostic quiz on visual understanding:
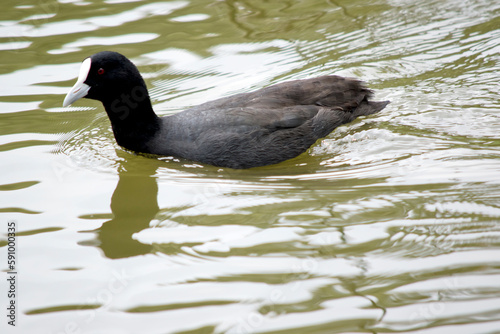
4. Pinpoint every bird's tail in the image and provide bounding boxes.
[351,100,389,118]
